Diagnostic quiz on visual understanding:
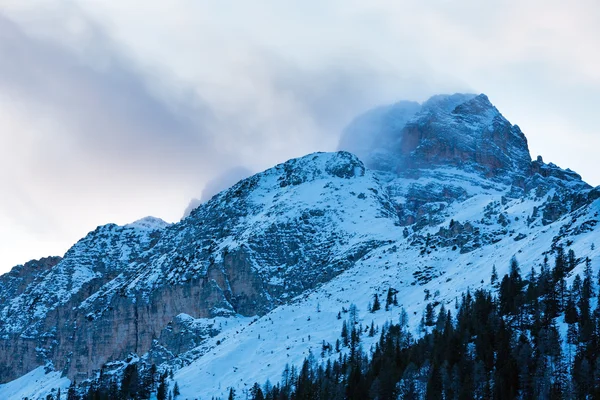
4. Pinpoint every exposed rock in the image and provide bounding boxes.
[341,93,532,181]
